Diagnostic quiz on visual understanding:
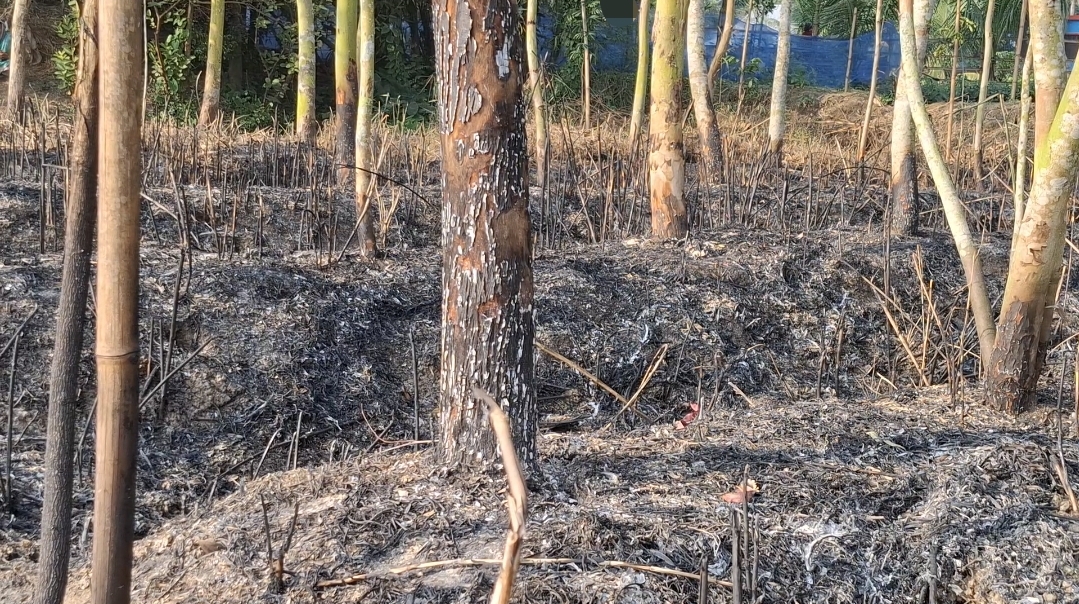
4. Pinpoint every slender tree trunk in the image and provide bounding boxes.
[296,0,317,142]
[889,0,939,235]
[92,0,143,597]
[767,0,792,155]
[944,0,962,160]
[971,0,997,188]
[706,0,736,99]
[629,0,651,144]
[6,0,31,118]
[434,0,536,470]
[843,7,857,91]
[855,0,884,164]
[33,2,98,603]
[735,5,753,113]
[1013,49,1033,248]
[526,0,548,179]
[334,0,358,186]
[688,0,721,174]
[897,0,997,367]
[580,0,592,129]
[986,0,1073,414]
[650,0,689,238]
[354,0,376,253]
[197,0,225,127]
[1010,0,1028,101]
